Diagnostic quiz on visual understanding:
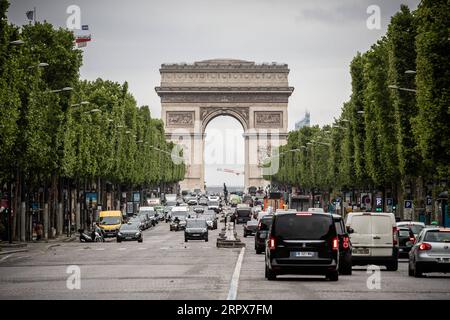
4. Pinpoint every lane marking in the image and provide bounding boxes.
[0,255,11,262]
[95,248,105,251]
[117,248,126,251]
[137,247,147,250]
[227,247,245,300]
